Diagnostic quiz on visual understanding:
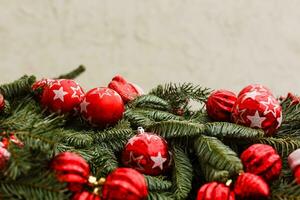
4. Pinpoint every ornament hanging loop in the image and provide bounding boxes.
[137,127,145,134]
